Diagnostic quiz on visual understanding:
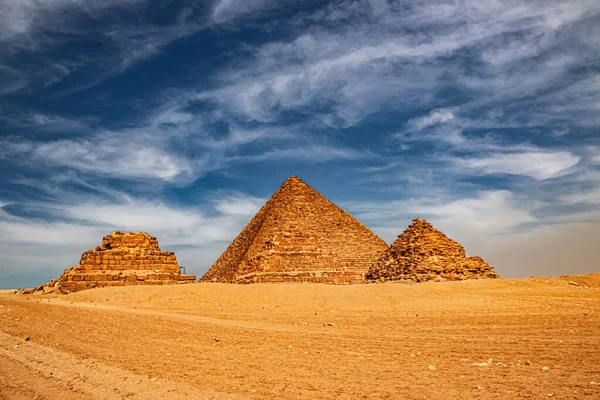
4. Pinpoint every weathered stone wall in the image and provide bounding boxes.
[234,231,364,284]
[202,176,388,284]
[366,219,499,282]
[36,231,195,294]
